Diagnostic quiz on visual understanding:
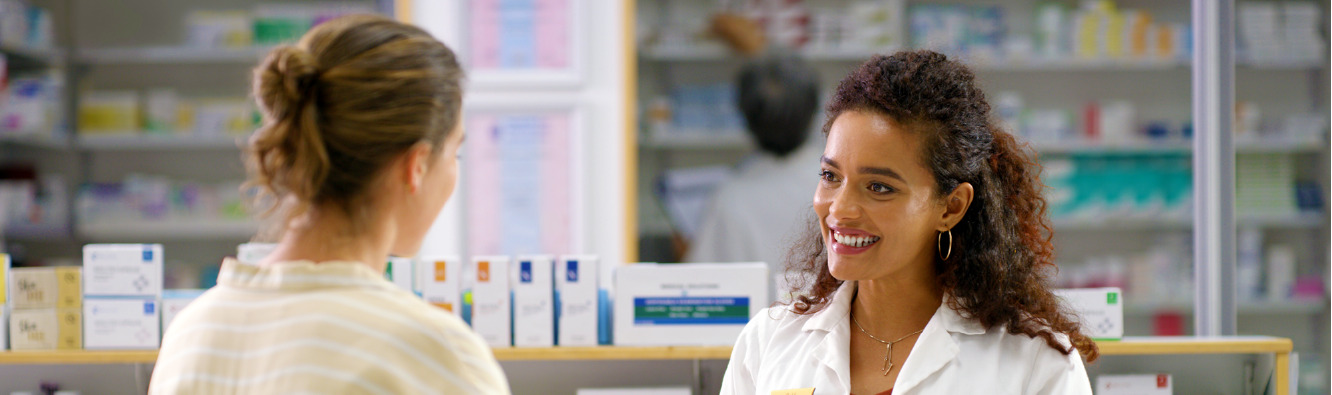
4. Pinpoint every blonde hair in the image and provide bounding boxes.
[245,14,463,237]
